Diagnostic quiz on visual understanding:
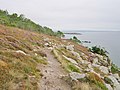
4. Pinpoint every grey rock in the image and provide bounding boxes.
[88,64,92,69]
[93,58,98,64]
[112,74,120,82]
[44,38,49,42]
[66,45,74,51]
[92,63,100,67]
[63,55,78,65]
[44,43,49,46]
[84,60,90,65]
[99,66,109,74]
[69,72,86,81]
[105,83,113,90]
[48,47,53,50]
[114,84,120,90]
[108,75,119,86]
[71,51,80,59]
